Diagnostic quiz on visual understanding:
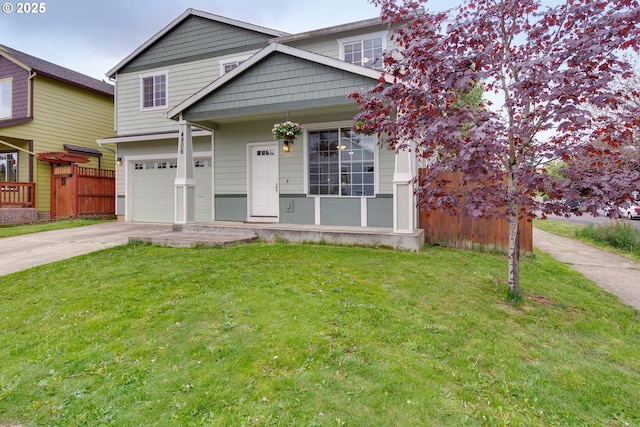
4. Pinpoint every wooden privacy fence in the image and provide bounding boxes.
[418,170,532,254]
[0,182,35,208]
[52,165,115,219]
